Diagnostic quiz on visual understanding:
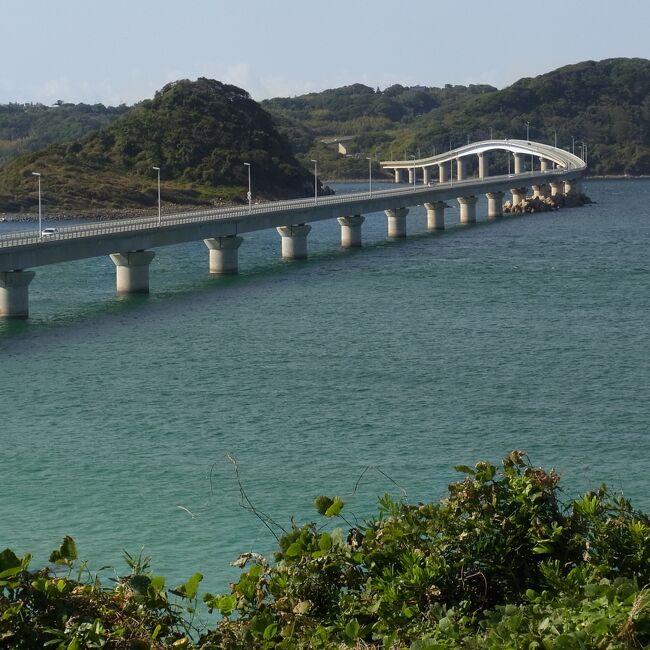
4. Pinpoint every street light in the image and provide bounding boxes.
[572,136,575,155]
[152,166,161,224]
[310,159,318,202]
[31,172,42,237]
[366,156,373,197]
[553,130,558,148]
[525,121,530,141]
[243,162,251,212]
[490,126,493,140]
